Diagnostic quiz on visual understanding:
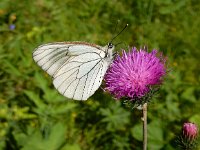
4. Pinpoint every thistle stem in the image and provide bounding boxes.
[142,103,147,150]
